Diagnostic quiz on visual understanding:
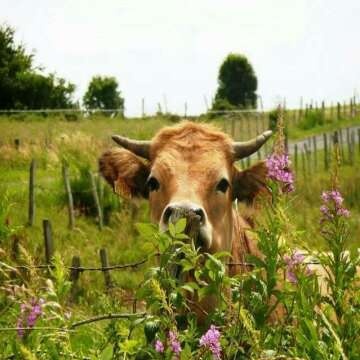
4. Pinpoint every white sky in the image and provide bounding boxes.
[1,0,359,116]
